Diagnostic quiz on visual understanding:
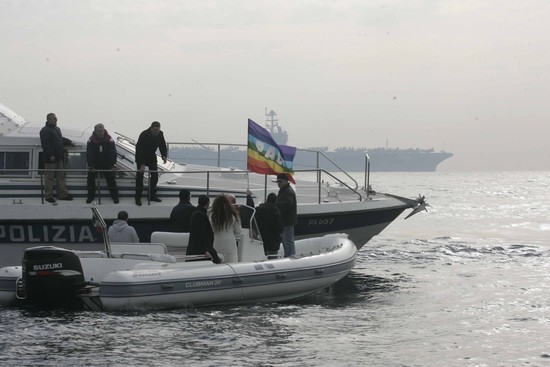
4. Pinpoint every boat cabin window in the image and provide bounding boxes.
[37,151,88,177]
[65,151,88,176]
[0,151,30,176]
